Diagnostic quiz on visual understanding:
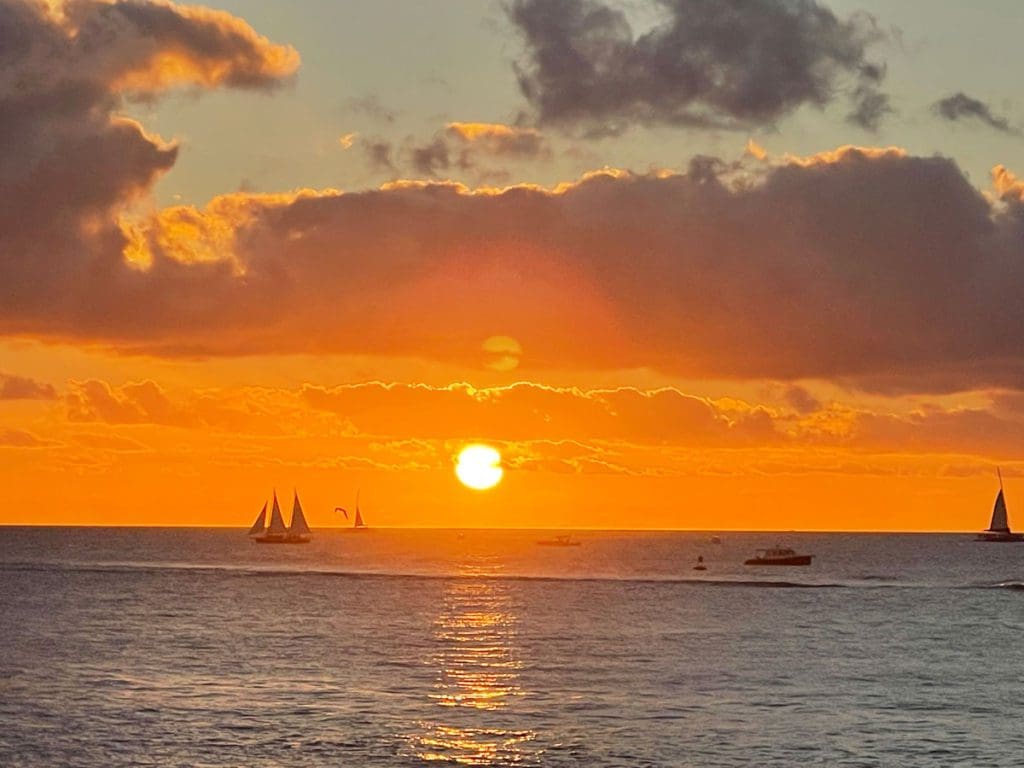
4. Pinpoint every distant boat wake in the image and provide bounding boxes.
[2,559,994,590]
